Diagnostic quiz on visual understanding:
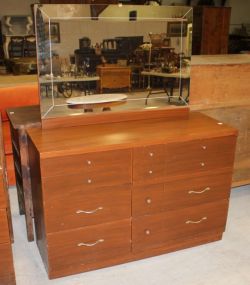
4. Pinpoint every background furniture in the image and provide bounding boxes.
[97,64,131,93]
[28,110,237,279]
[7,106,41,242]
[190,54,250,187]
[192,6,231,55]
[0,116,16,285]
[0,84,39,186]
